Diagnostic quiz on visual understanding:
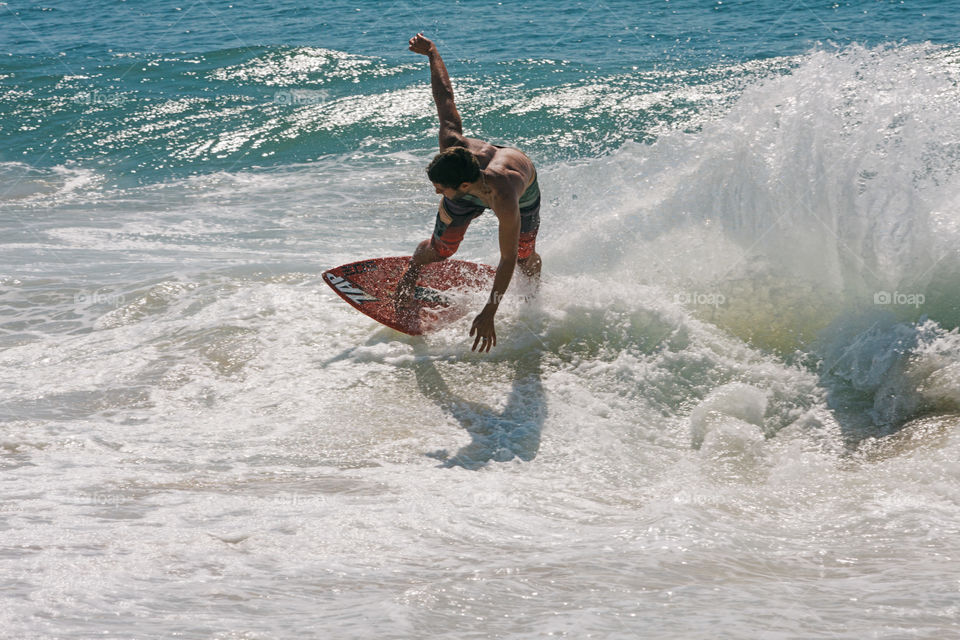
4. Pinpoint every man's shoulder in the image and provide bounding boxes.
[492,146,534,171]
[439,132,471,151]
[491,150,534,187]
